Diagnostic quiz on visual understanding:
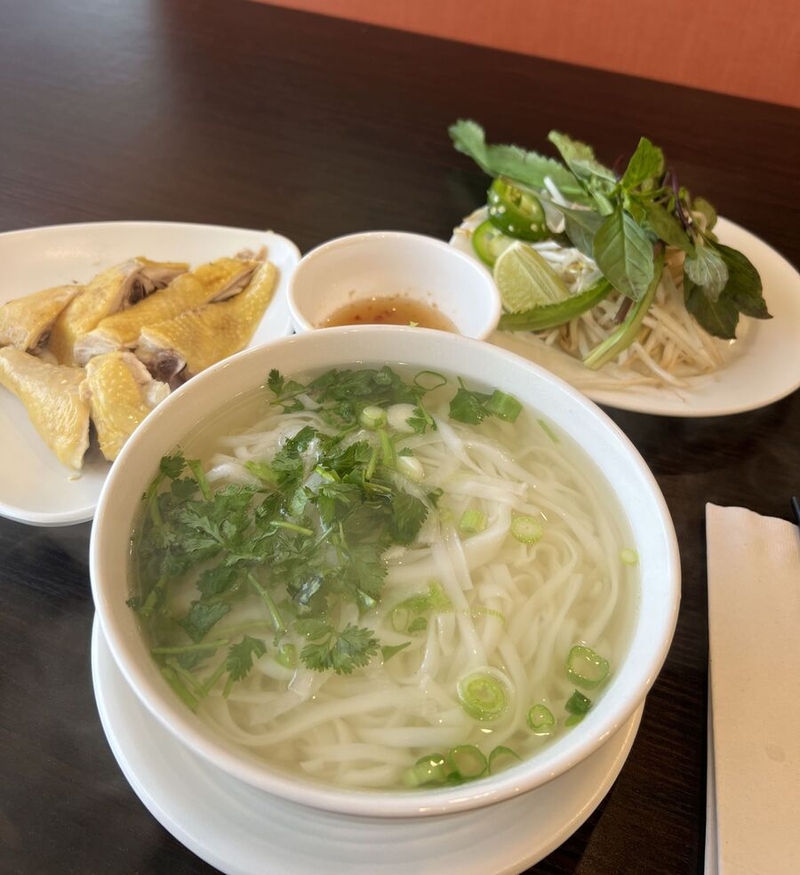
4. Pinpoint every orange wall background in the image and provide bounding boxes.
[255,0,800,109]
